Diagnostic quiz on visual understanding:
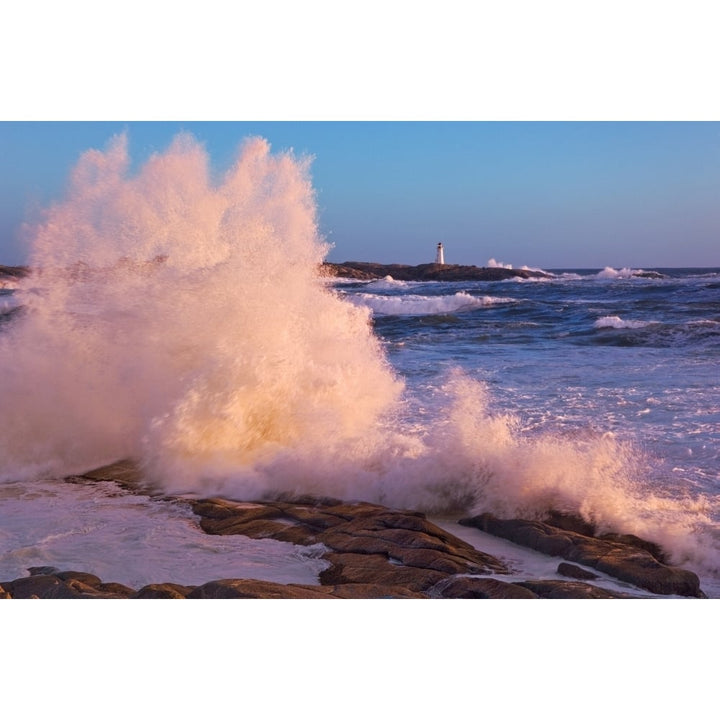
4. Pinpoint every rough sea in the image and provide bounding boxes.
[1,134,718,597]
